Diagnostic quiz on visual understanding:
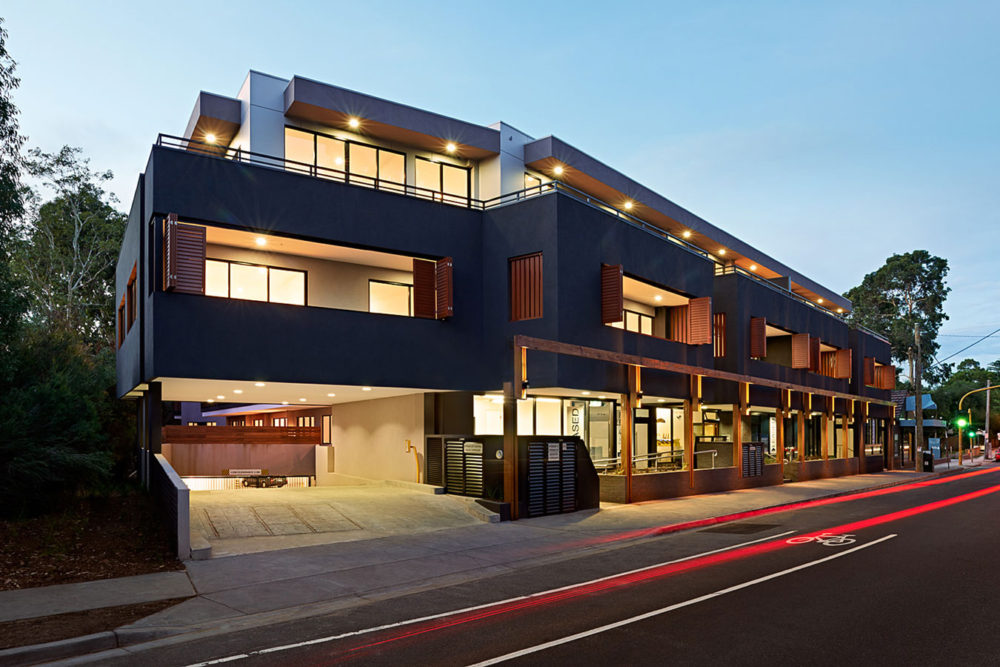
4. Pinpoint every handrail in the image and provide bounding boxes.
[694,449,719,469]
